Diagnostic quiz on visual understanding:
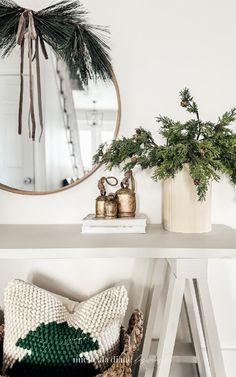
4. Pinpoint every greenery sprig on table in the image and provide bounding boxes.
[93,89,236,201]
